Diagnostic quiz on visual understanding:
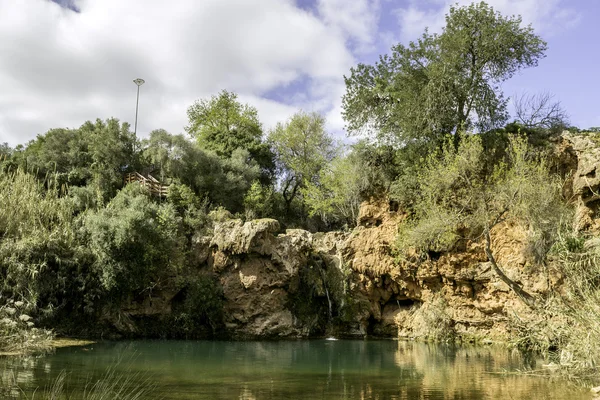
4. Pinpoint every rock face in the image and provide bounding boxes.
[562,133,600,231]
[114,132,600,341]
[190,199,555,341]
[207,219,315,338]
